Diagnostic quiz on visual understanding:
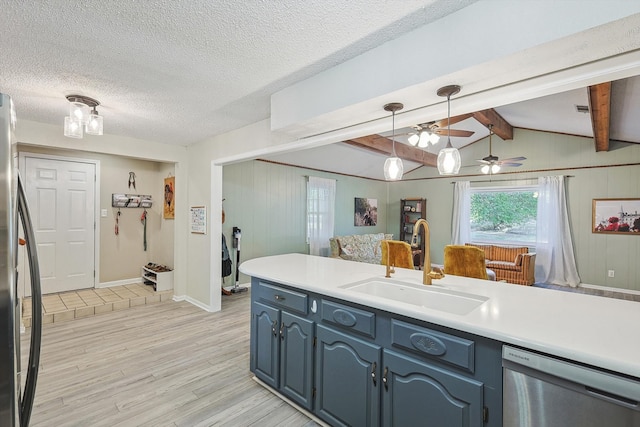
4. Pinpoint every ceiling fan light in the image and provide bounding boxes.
[408,133,419,146]
[64,116,83,138]
[437,145,461,175]
[481,164,490,174]
[429,133,440,144]
[418,131,430,148]
[491,164,501,174]
[384,157,404,180]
